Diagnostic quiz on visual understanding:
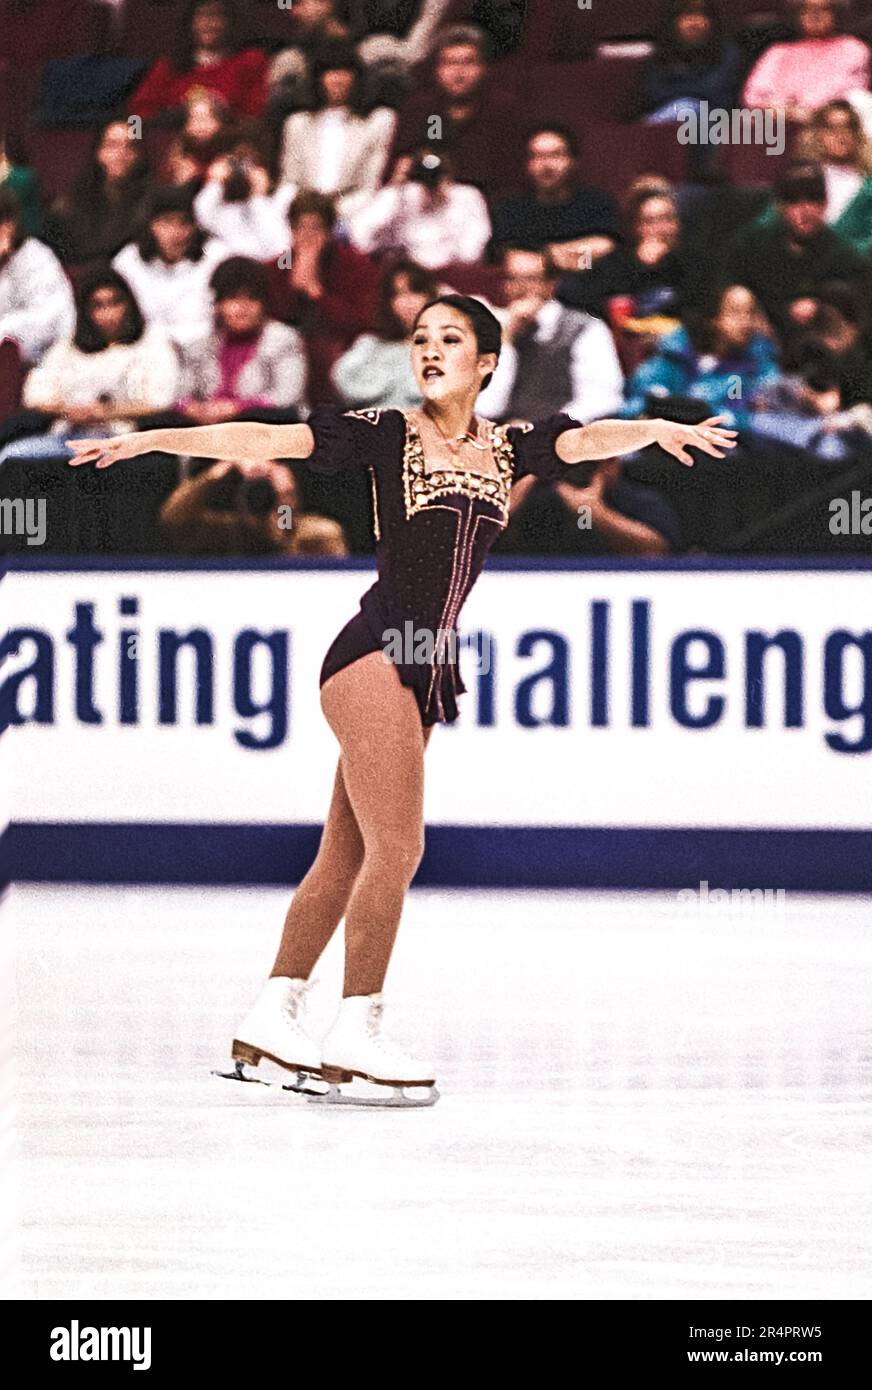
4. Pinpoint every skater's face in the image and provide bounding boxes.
[412,304,495,400]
